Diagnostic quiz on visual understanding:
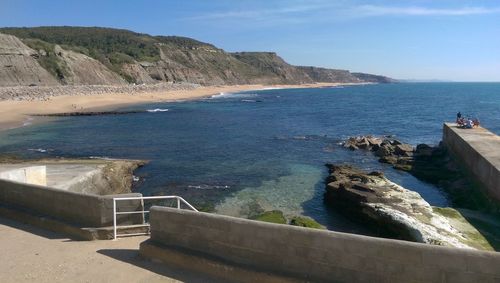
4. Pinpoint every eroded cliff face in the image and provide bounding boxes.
[0,33,59,86]
[0,27,396,87]
[0,33,126,86]
[298,66,362,83]
[232,52,314,84]
[52,45,126,85]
